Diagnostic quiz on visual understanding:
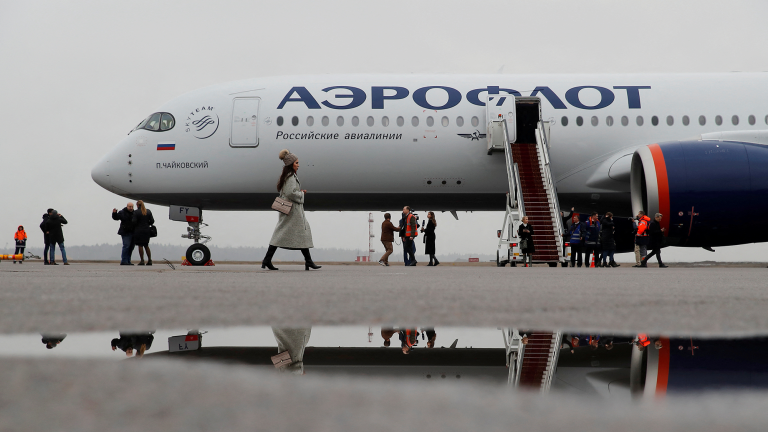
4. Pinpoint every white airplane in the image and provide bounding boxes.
[92,73,768,264]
